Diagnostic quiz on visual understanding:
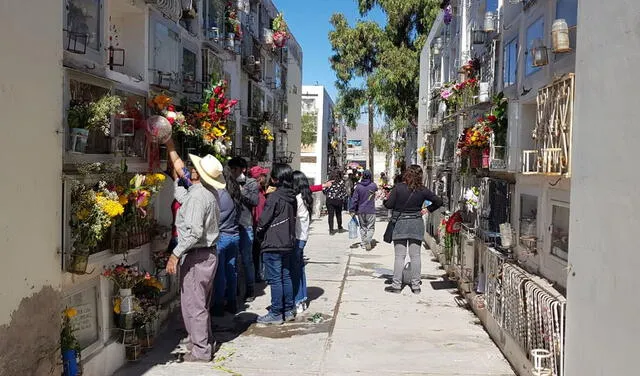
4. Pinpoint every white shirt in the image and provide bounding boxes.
[295,193,310,241]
